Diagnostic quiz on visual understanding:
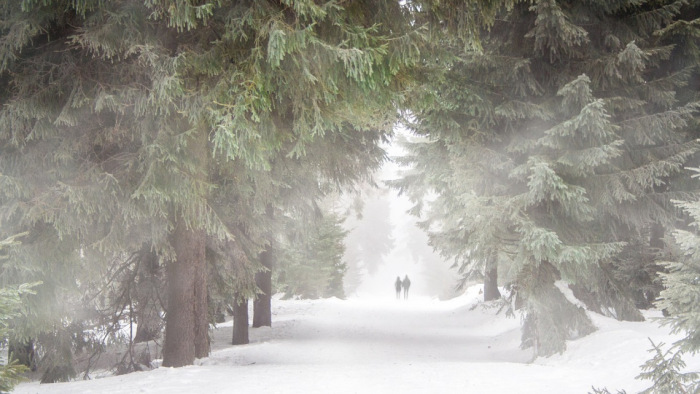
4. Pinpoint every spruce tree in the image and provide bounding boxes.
[276,210,348,299]
[0,234,38,393]
[395,0,700,356]
[0,284,33,392]
[655,169,700,364]
[637,340,699,394]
